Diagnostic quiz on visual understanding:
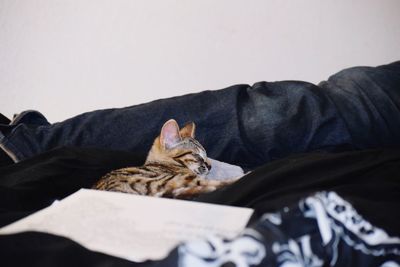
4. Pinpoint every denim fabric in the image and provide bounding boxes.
[1,61,399,169]
[320,63,400,148]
